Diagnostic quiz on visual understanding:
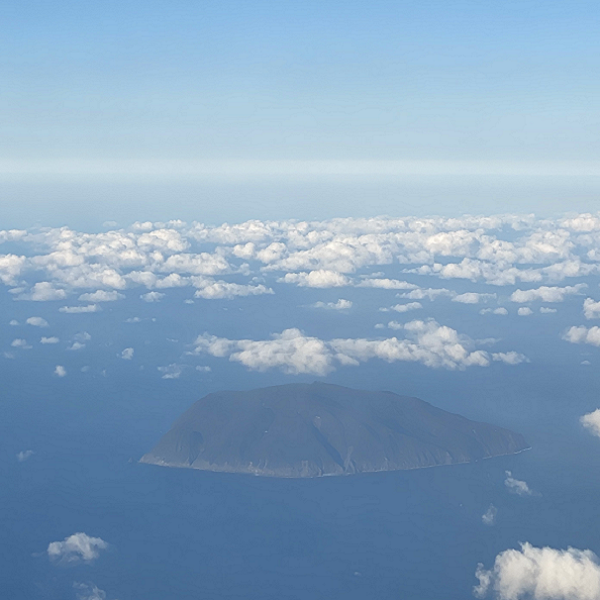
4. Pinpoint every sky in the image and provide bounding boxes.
[1,0,599,225]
